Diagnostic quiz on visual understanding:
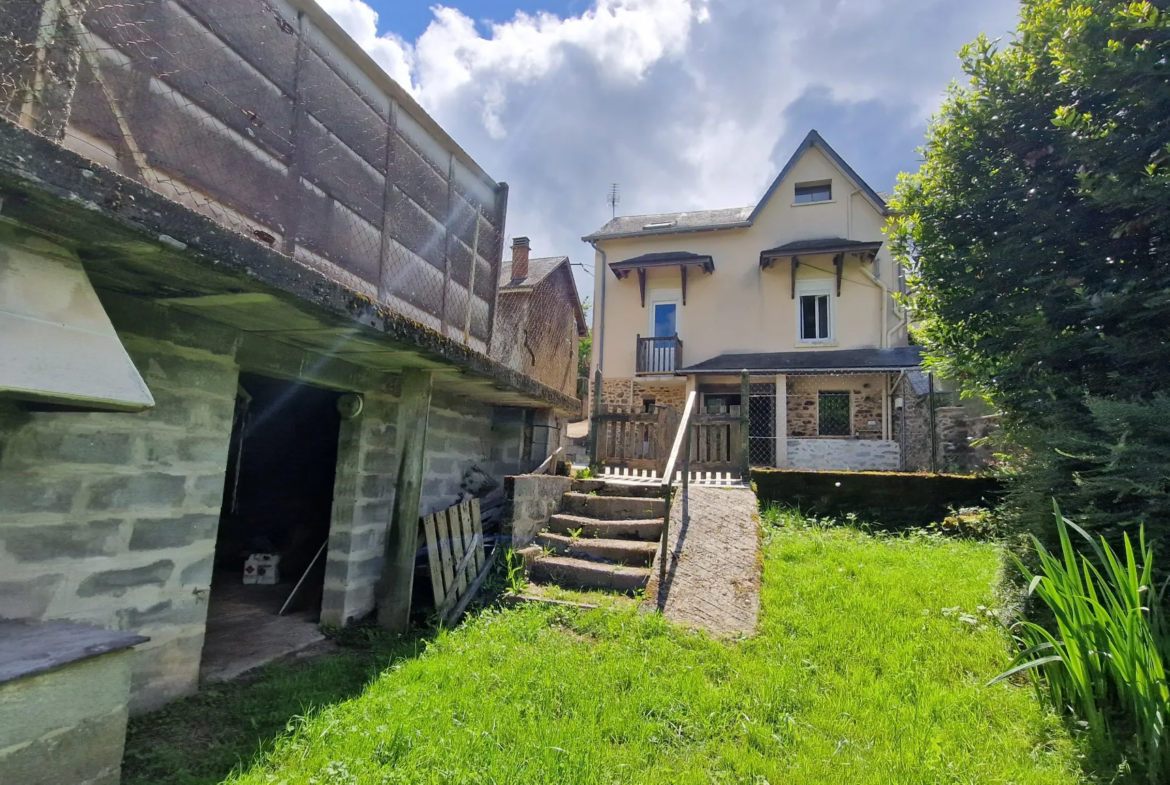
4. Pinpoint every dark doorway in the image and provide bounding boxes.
[200,374,342,681]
